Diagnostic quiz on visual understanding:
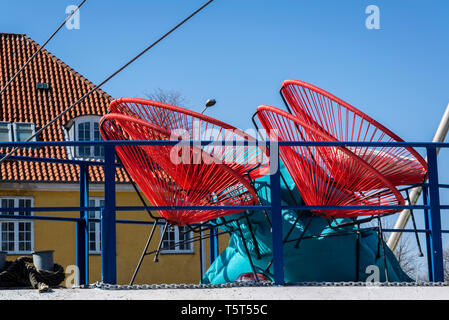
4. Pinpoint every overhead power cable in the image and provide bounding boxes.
[0,0,215,165]
[0,0,87,97]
